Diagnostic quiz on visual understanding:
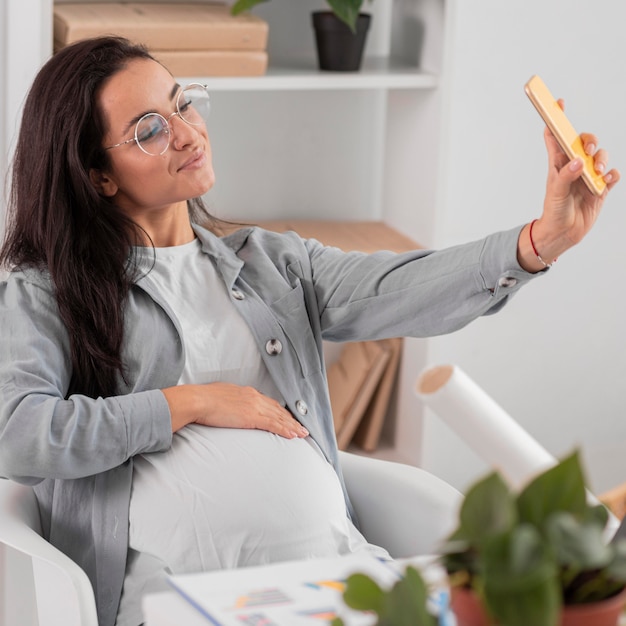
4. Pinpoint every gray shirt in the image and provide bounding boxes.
[115,237,387,626]
[0,222,537,626]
